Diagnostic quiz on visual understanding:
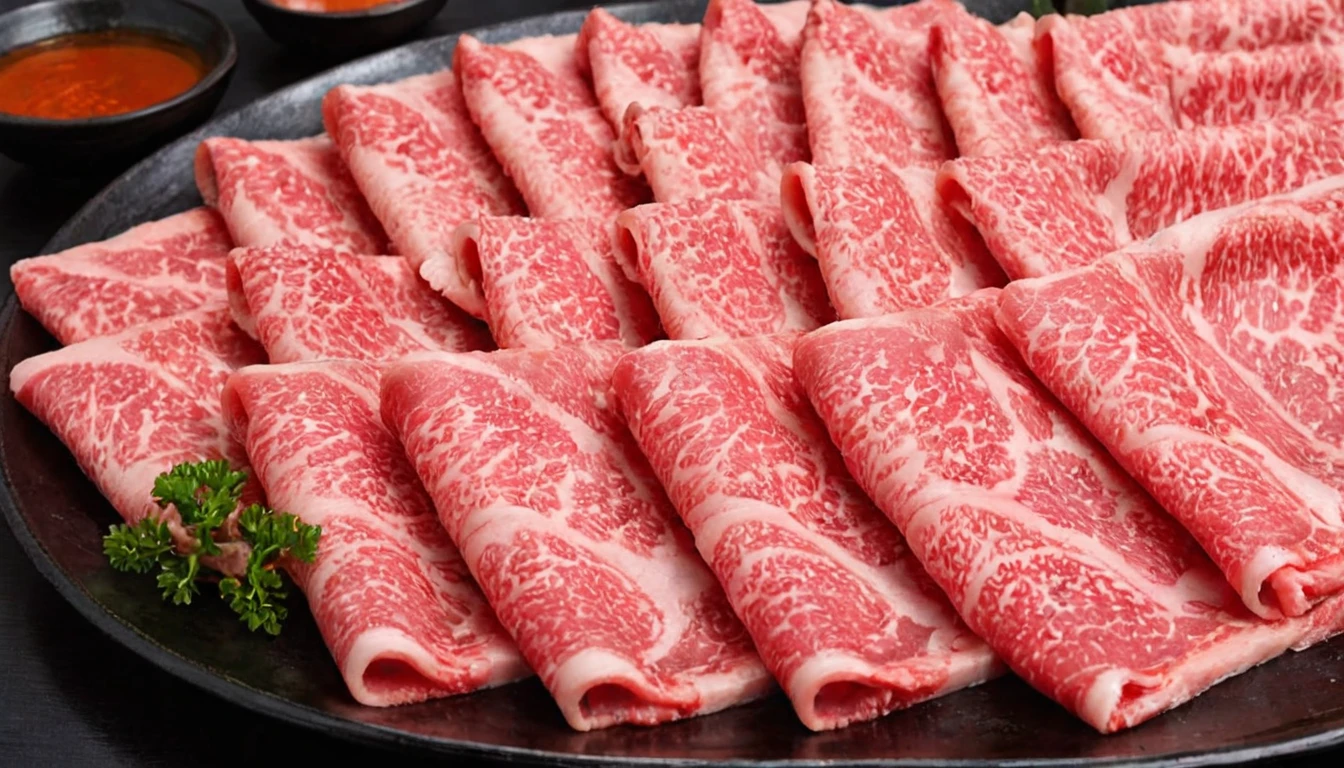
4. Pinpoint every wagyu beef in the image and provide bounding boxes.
[455,34,647,219]
[616,199,833,340]
[998,175,1344,620]
[782,0,1002,320]
[1041,0,1344,140]
[224,360,529,706]
[441,216,658,350]
[381,344,773,731]
[796,290,1344,733]
[9,308,263,524]
[323,71,525,317]
[228,246,492,364]
[195,135,388,254]
[12,208,231,345]
[613,334,1001,731]
[930,4,1076,157]
[939,116,1344,279]
[576,8,701,130]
